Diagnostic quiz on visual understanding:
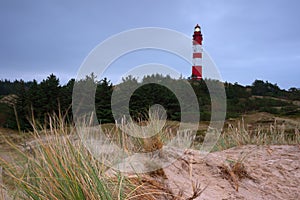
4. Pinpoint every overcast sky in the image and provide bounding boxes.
[0,0,299,89]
